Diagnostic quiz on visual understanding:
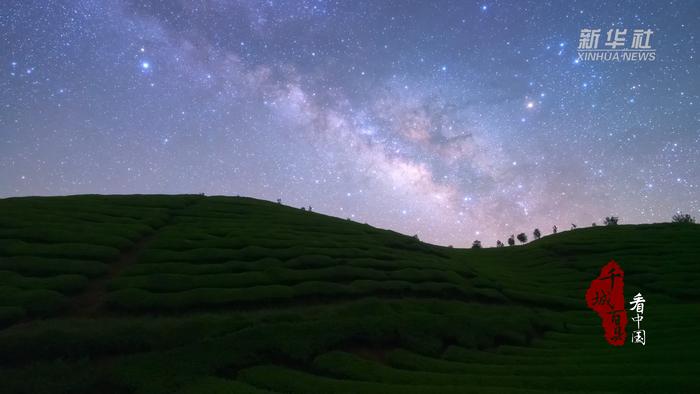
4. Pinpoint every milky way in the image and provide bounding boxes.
[1,1,698,246]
